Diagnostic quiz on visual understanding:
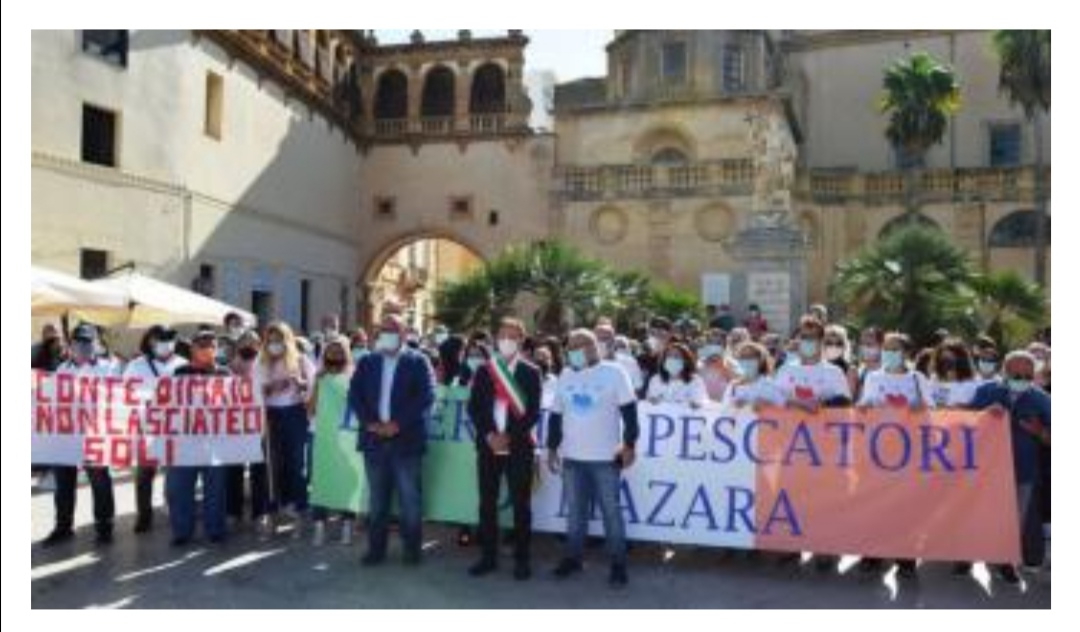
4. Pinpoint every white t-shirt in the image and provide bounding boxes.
[614,353,644,391]
[258,355,316,408]
[720,377,786,408]
[858,370,935,408]
[551,360,637,462]
[645,373,708,406]
[122,354,187,380]
[928,378,979,408]
[775,361,852,403]
[540,373,558,410]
